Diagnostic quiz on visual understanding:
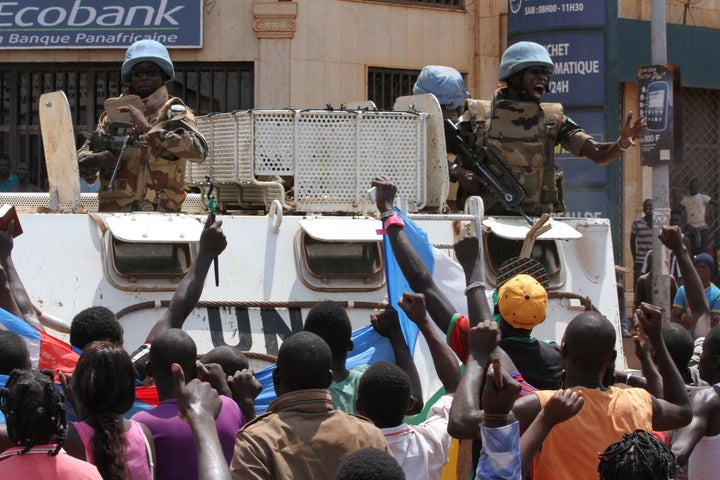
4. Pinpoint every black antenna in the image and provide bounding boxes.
[677,0,701,25]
